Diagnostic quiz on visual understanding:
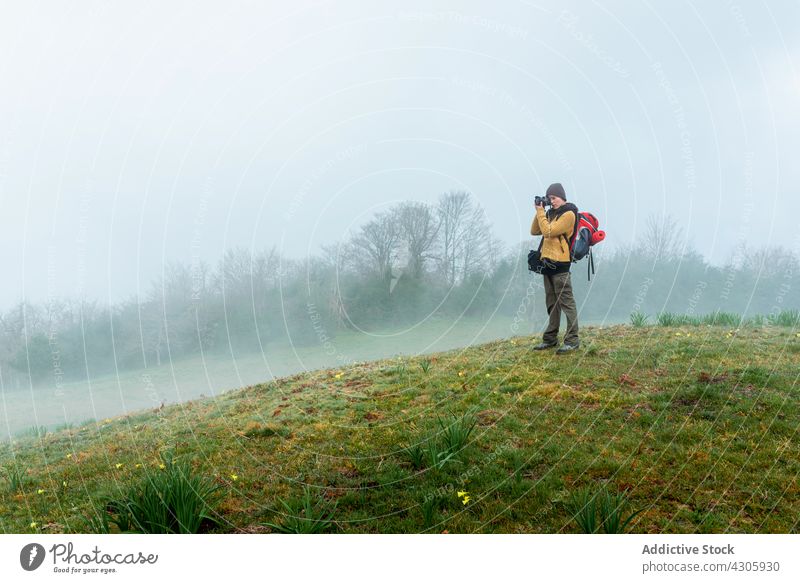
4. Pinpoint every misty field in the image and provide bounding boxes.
[0,315,547,439]
[1,324,798,534]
